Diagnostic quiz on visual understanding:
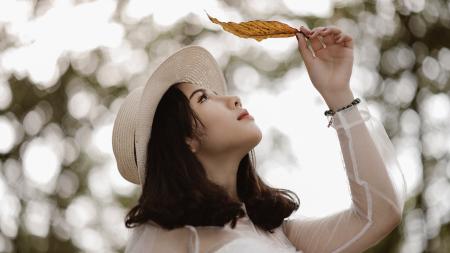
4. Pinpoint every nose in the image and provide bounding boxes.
[226,95,241,109]
[233,96,242,108]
